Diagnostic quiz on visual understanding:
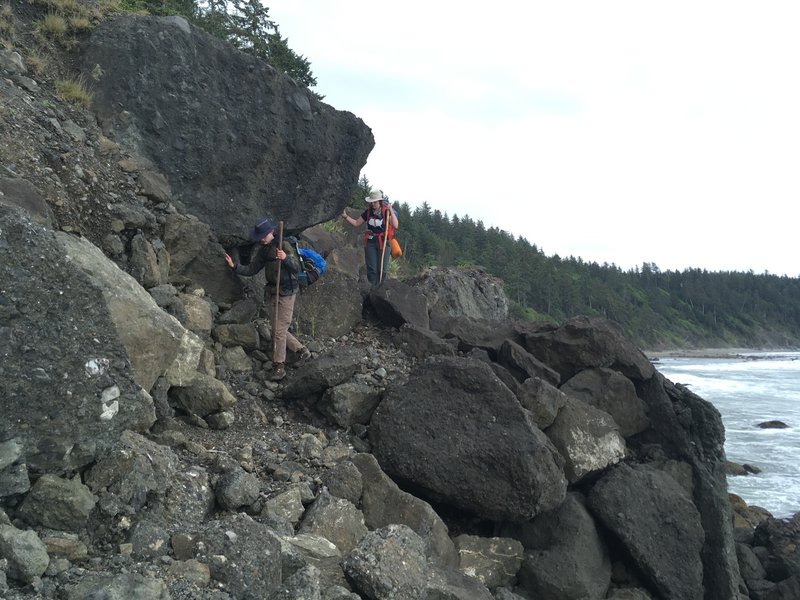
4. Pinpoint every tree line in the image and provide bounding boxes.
[379,193,800,350]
